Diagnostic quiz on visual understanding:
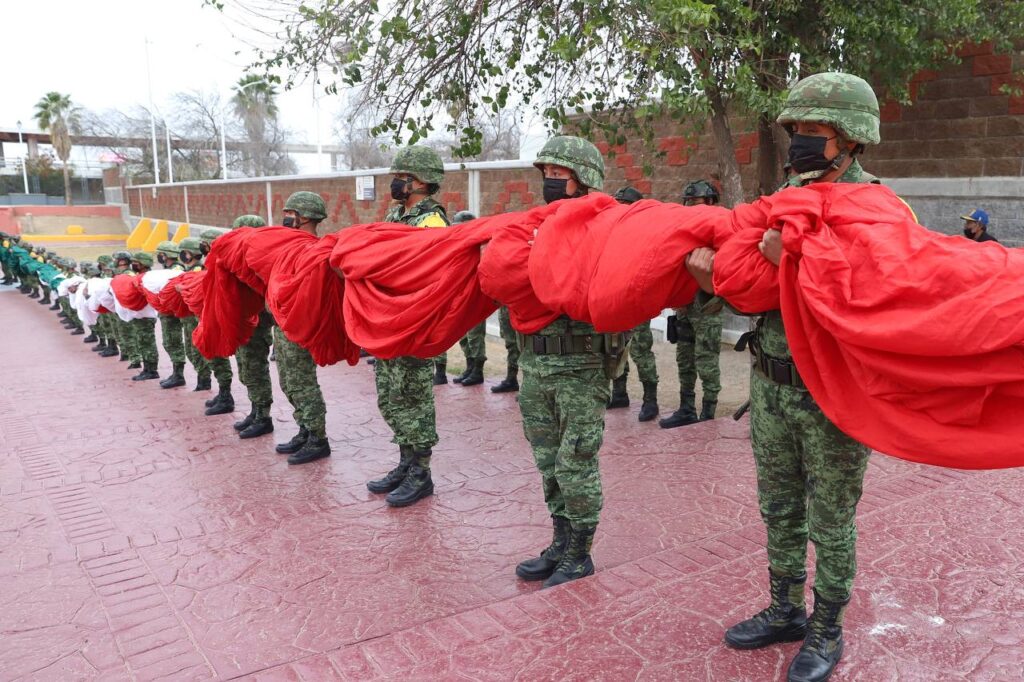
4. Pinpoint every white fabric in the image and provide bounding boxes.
[141,268,182,294]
